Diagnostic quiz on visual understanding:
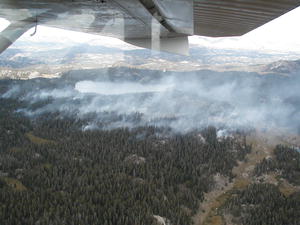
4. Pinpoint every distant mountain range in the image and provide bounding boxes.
[0,40,300,79]
[262,59,300,74]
